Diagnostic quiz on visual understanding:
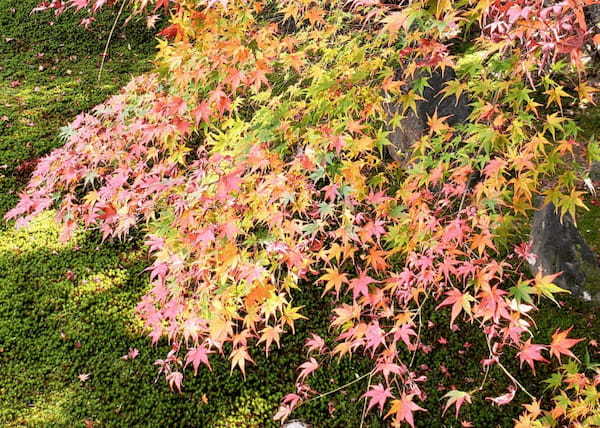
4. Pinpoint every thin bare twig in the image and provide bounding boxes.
[359,370,374,428]
[302,369,375,405]
[484,336,535,400]
[98,0,129,81]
